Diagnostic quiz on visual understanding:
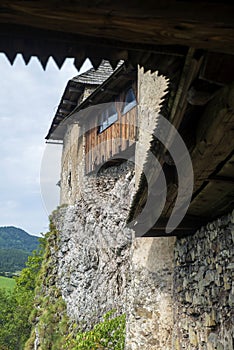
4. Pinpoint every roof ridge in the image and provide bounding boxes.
[72,60,114,85]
